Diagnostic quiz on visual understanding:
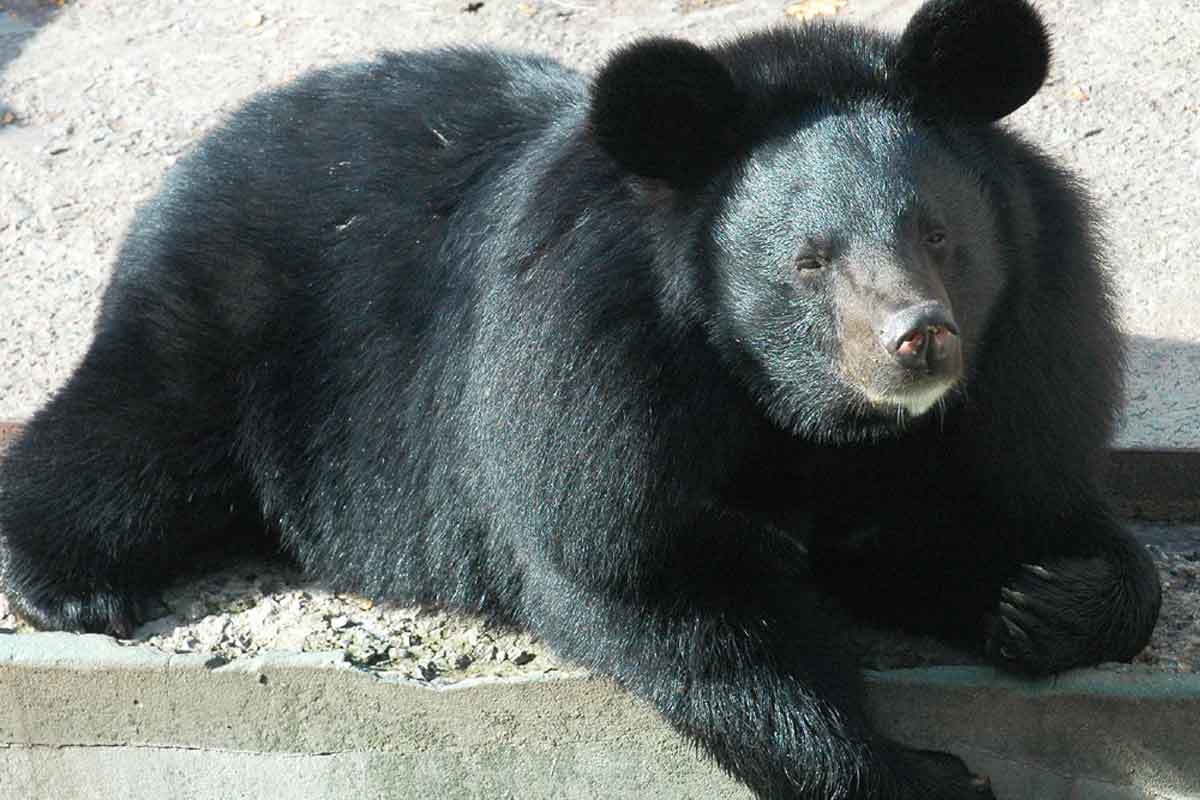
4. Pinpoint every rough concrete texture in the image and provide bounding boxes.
[0,0,1198,447]
[0,634,753,800]
[2,633,1199,800]
[870,667,1200,800]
